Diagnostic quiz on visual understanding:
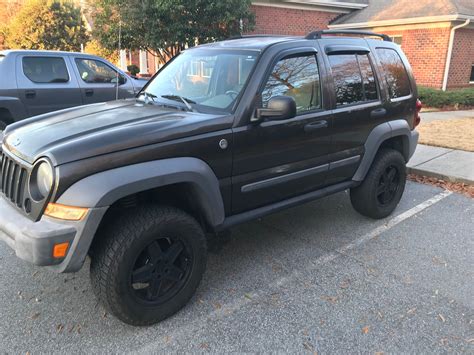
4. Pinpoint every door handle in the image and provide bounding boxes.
[370,108,387,119]
[25,90,36,99]
[85,89,94,97]
[304,120,328,133]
